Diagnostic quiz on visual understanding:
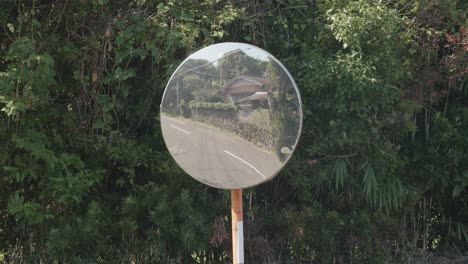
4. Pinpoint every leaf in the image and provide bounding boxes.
[333,159,347,191]
[92,72,98,83]
[452,185,464,198]
[363,163,377,199]
[453,171,468,198]
[7,23,14,33]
